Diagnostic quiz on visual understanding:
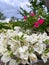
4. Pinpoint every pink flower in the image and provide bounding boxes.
[38,19,44,25]
[30,12,35,16]
[24,16,27,20]
[34,22,39,28]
